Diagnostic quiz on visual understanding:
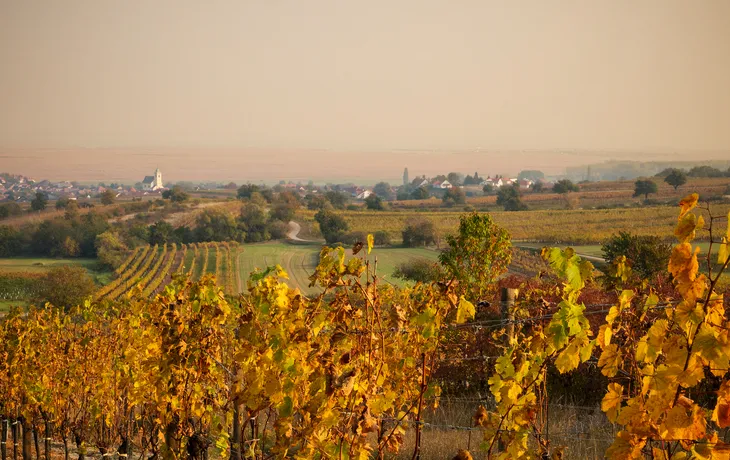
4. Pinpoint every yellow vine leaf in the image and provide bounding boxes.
[602,383,623,422]
[605,431,645,460]
[597,324,612,349]
[455,296,475,324]
[452,450,473,460]
[719,238,729,265]
[713,381,730,428]
[598,343,622,377]
[366,234,374,254]
[675,213,704,243]
[678,193,699,219]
